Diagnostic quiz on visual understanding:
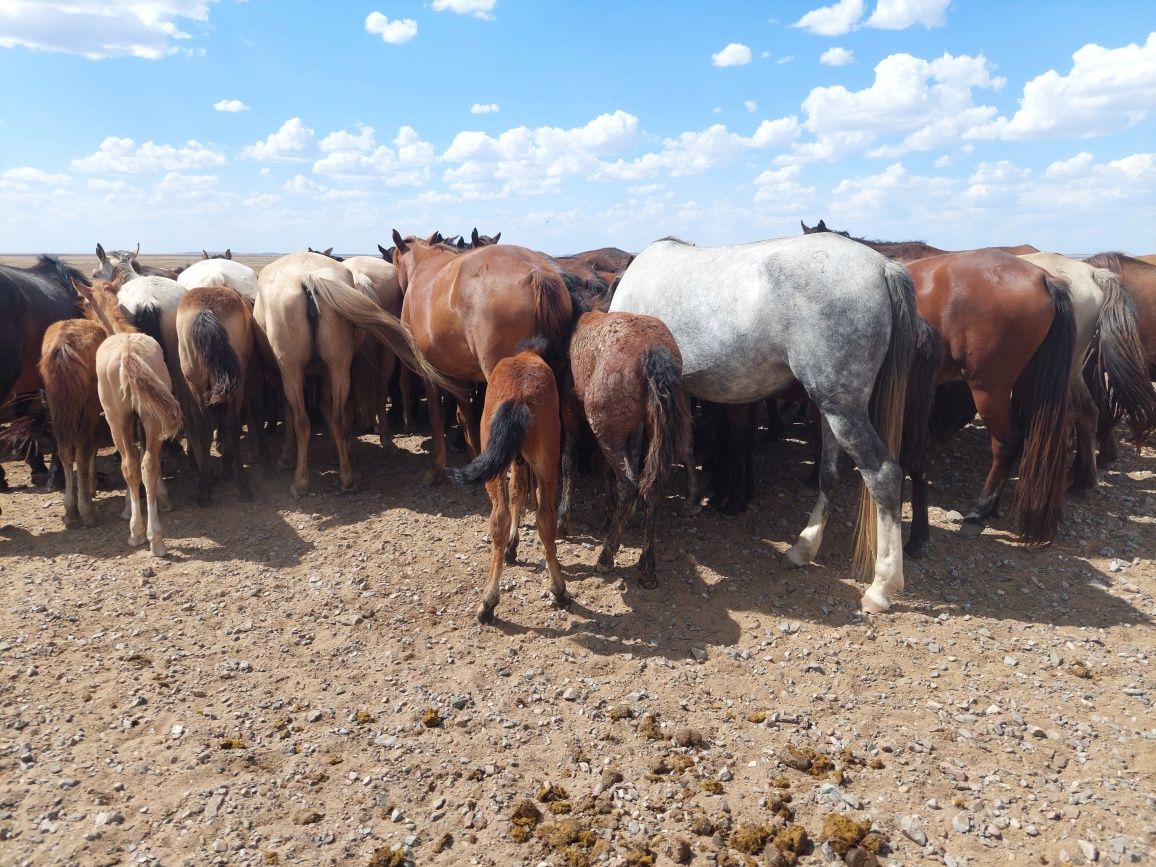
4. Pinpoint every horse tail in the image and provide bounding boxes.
[132,303,166,358]
[531,269,573,357]
[446,400,531,486]
[190,309,241,406]
[638,346,691,501]
[1086,266,1156,442]
[121,343,183,441]
[302,273,465,401]
[1014,275,1076,544]
[853,258,921,576]
[40,334,96,450]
